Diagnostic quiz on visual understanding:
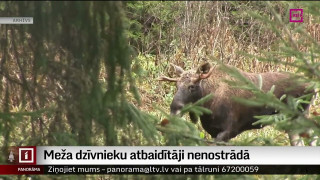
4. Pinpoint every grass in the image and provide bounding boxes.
[231,126,290,146]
